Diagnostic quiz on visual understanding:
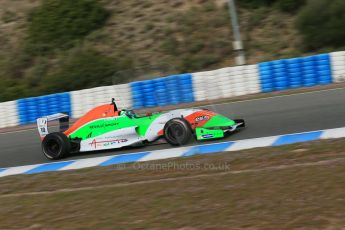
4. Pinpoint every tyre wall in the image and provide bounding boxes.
[130,74,194,109]
[16,93,71,125]
[331,51,345,83]
[0,51,343,127]
[258,54,333,92]
[192,65,260,101]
